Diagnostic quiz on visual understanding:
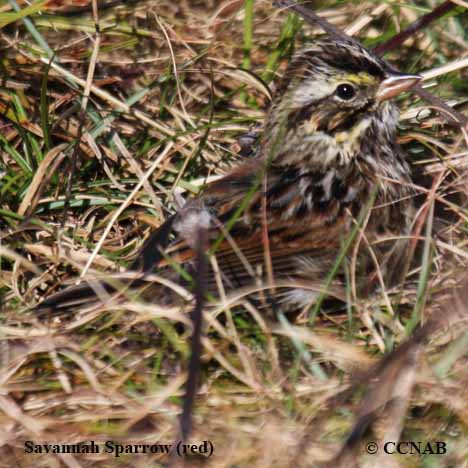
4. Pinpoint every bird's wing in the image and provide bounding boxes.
[153,160,348,293]
[35,160,347,313]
